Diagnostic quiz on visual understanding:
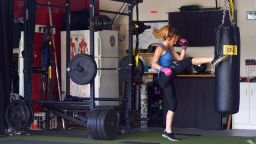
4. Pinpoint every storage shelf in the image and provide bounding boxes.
[144,72,157,75]
[138,53,154,56]
[144,72,215,78]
